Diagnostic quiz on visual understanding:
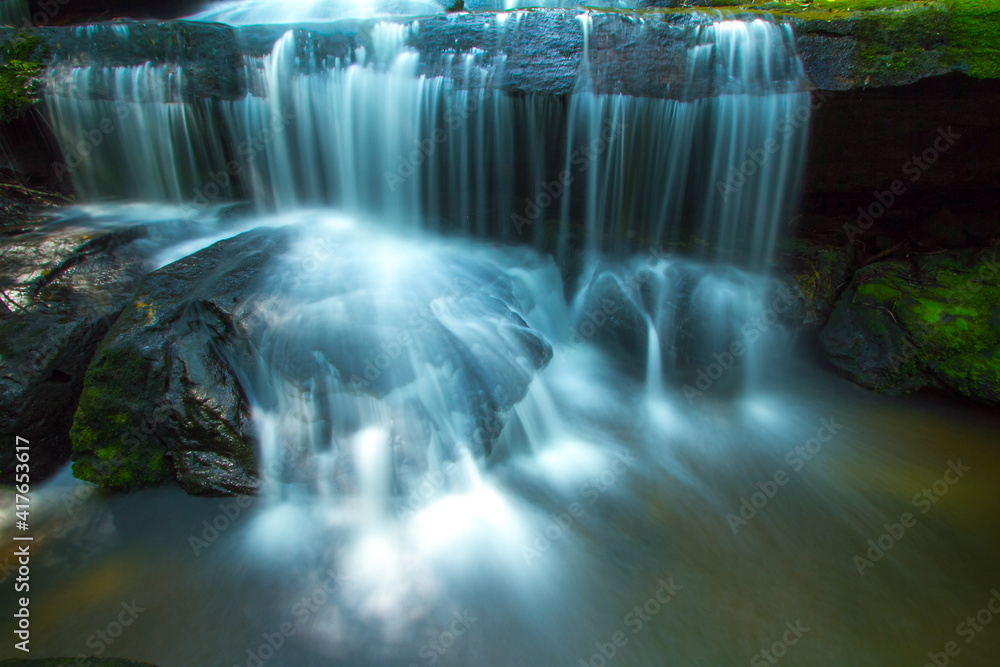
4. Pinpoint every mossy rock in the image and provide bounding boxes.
[820,249,1000,404]
[777,237,852,327]
[698,0,1000,86]
[947,0,1000,78]
[69,229,286,495]
[0,225,148,485]
[0,32,42,122]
